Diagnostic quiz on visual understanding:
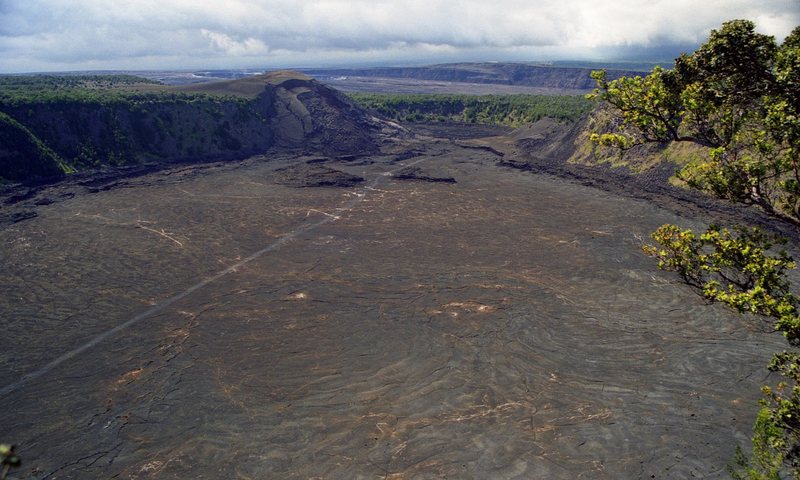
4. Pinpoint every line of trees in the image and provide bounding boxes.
[0,76,259,183]
[349,93,592,127]
[0,74,159,91]
[0,76,247,108]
